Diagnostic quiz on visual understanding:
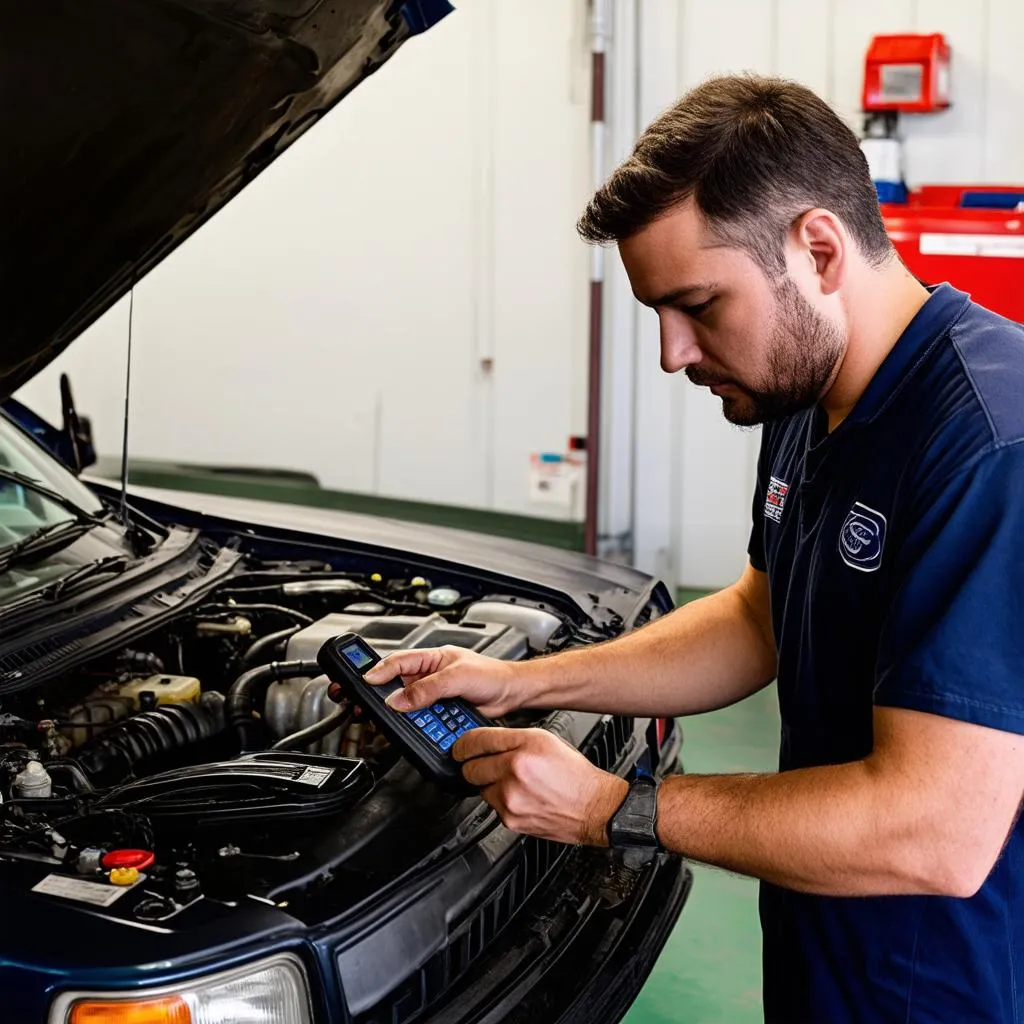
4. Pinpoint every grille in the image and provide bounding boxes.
[585,715,634,773]
[356,835,562,1024]
[355,716,635,1024]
